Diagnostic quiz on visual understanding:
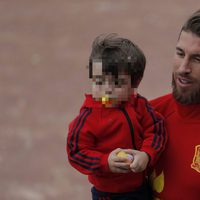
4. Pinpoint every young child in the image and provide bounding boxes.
[67,34,167,200]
